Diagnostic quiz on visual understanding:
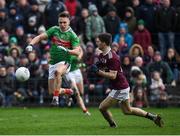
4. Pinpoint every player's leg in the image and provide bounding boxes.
[71,78,90,115]
[51,62,70,105]
[75,69,90,115]
[121,99,164,127]
[99,96,118,127]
